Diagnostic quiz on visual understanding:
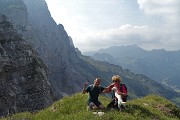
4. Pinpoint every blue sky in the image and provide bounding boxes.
[45,0,180,52]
